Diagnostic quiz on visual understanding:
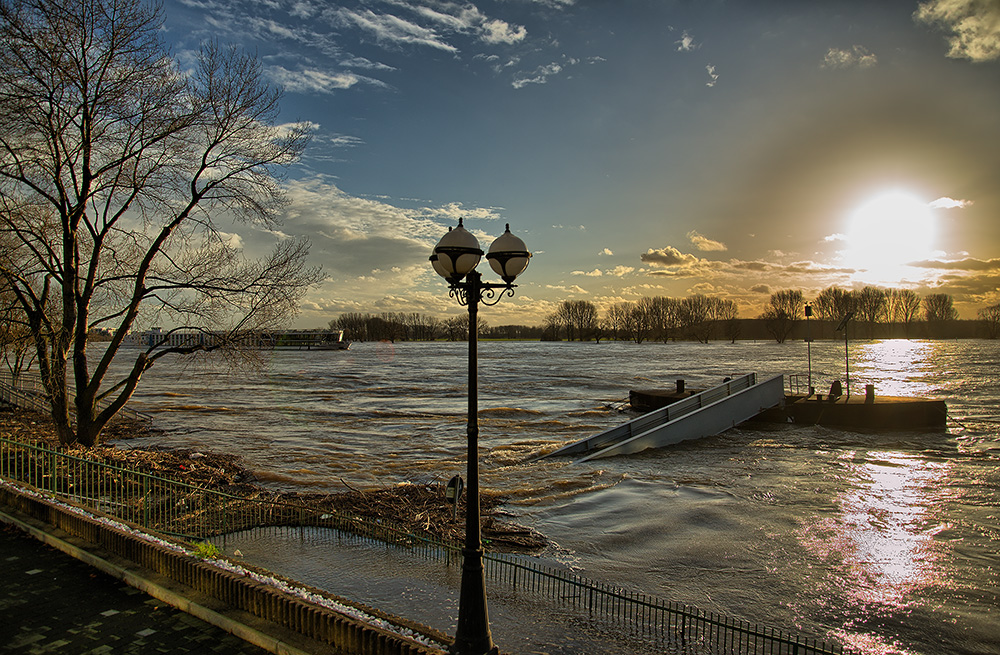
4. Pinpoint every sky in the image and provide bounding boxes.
[160,0,1000,327]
